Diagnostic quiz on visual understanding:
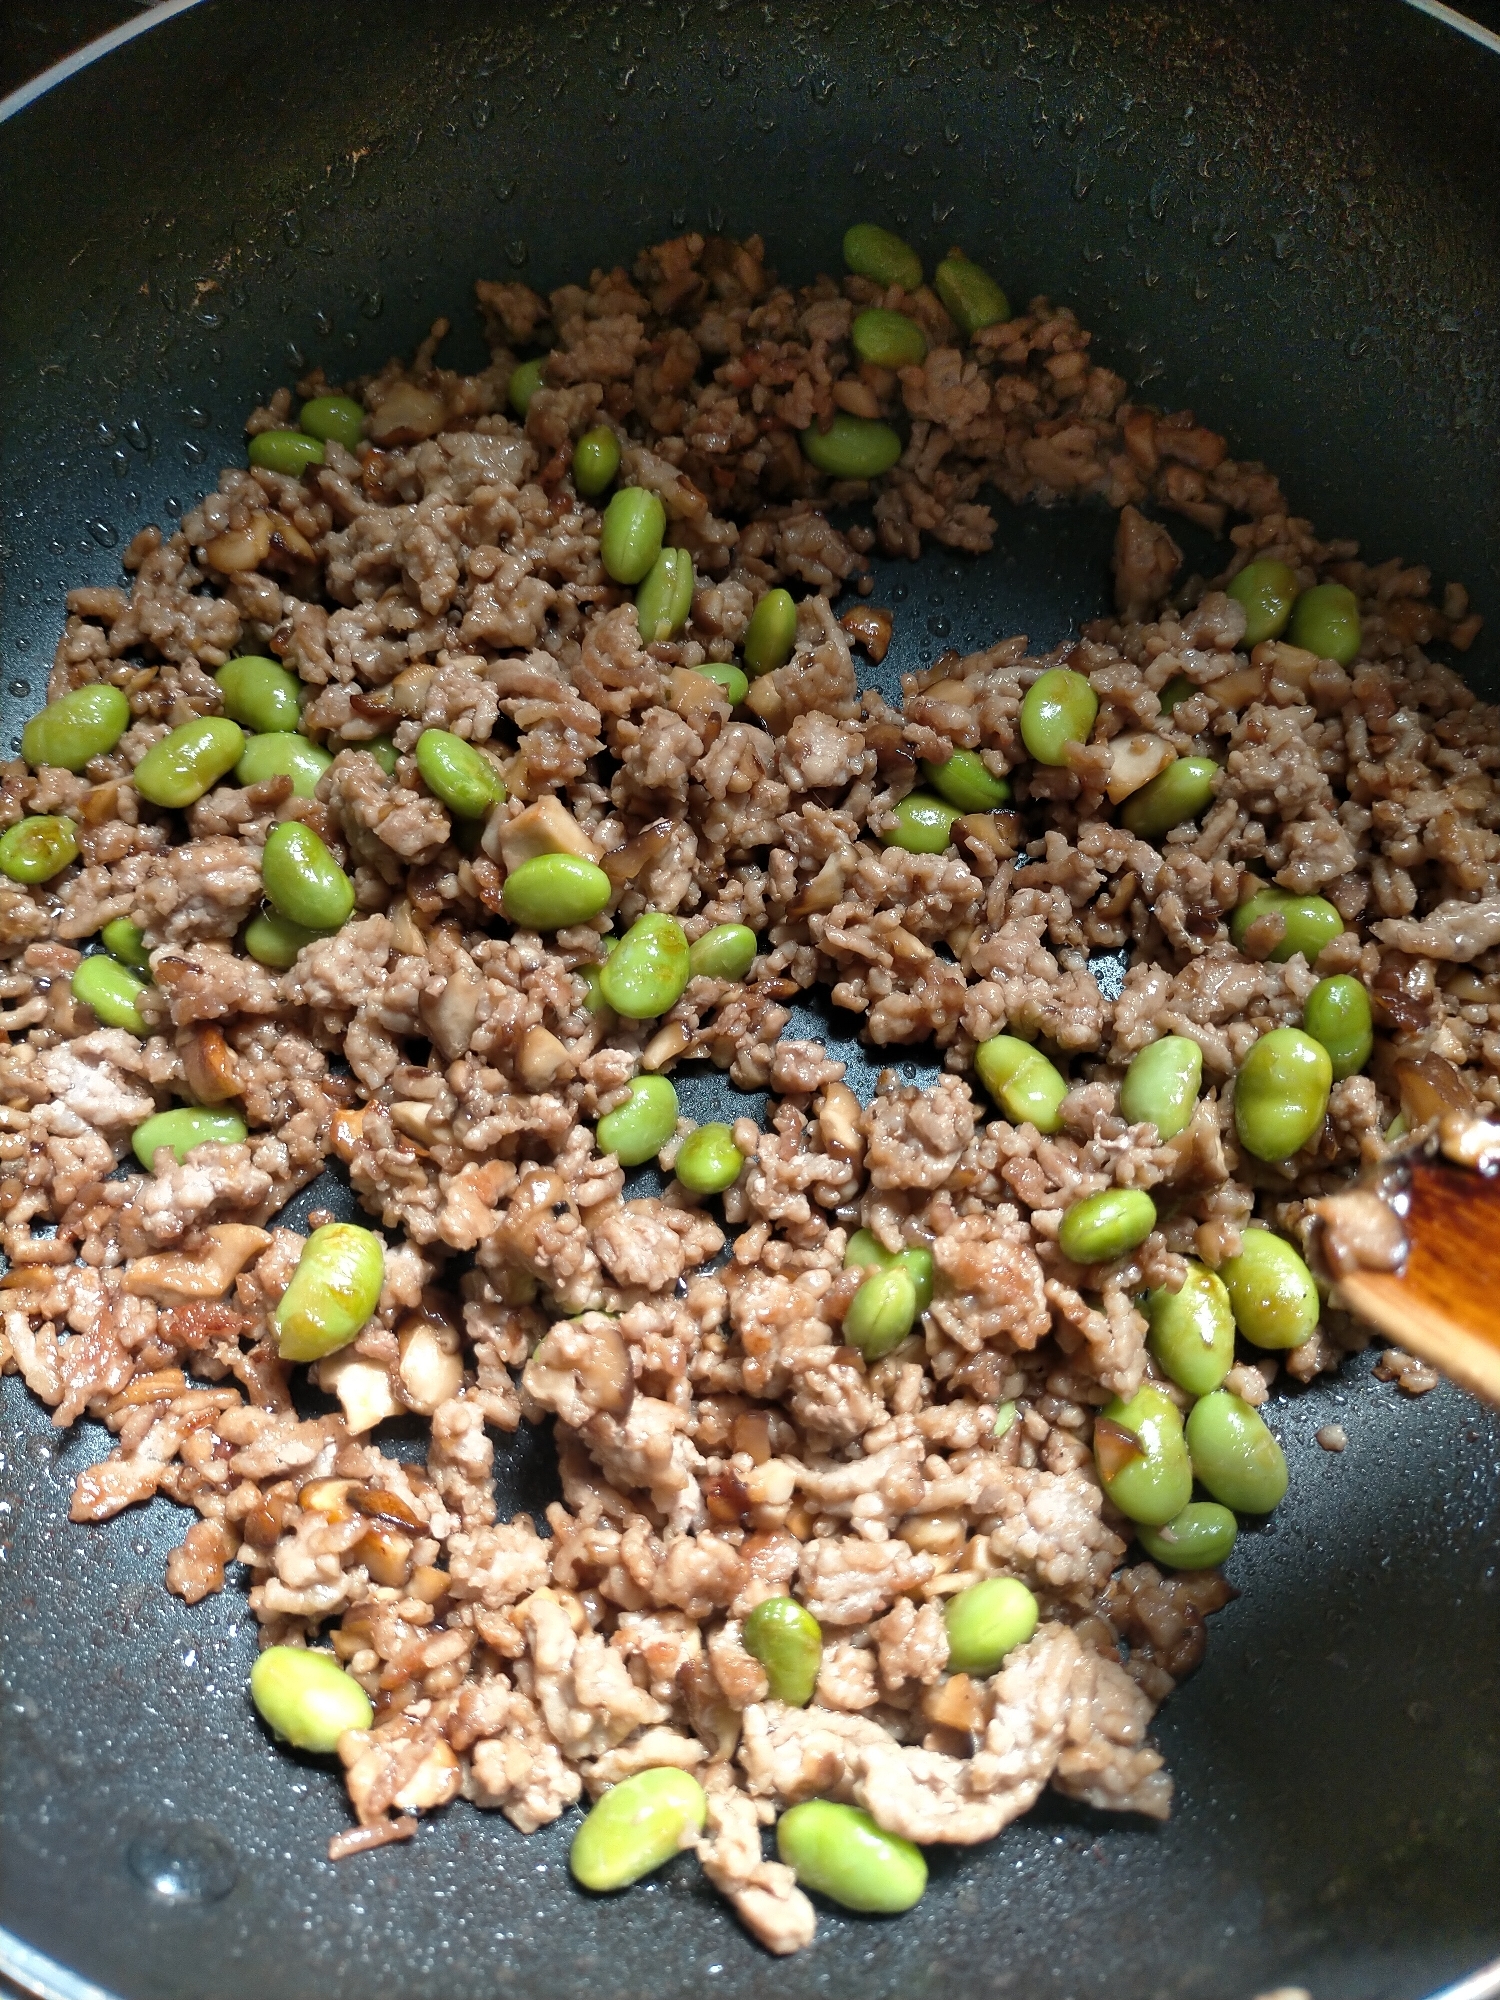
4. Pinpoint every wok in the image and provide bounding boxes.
[2,2,1499,1995]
